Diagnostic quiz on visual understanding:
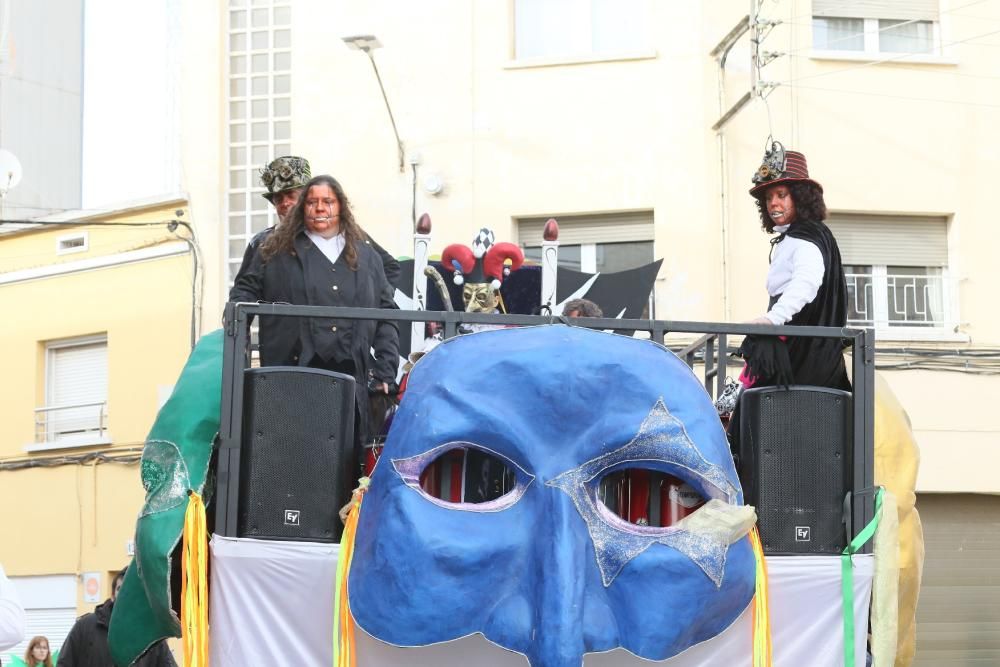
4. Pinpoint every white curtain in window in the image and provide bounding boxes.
[813,17,865,50]
[878,19,934,53]
[514,0,588,59]
[590,0,648,54]
[514,0,649,60]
